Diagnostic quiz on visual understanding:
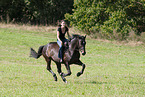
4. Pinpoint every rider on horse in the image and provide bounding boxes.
[57,20,71,63]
